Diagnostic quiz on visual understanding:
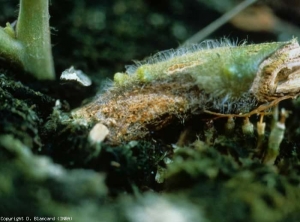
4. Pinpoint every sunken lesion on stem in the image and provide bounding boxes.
[0,0,55,80]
